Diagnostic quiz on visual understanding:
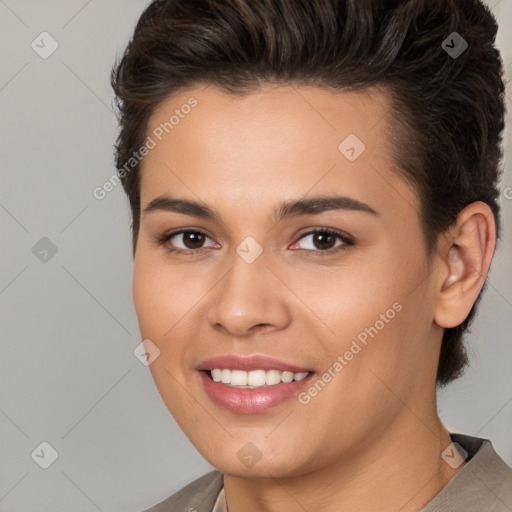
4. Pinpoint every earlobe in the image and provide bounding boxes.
[434,202,496,329]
